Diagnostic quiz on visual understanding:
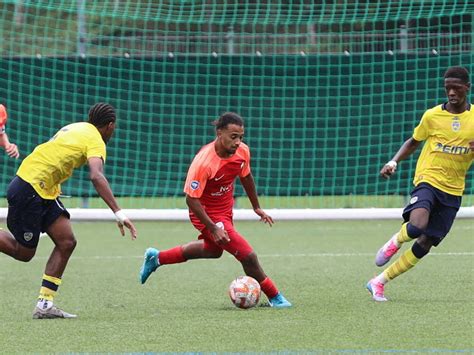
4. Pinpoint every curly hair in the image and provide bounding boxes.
[88,103,116,128]
[212,112,244,130]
